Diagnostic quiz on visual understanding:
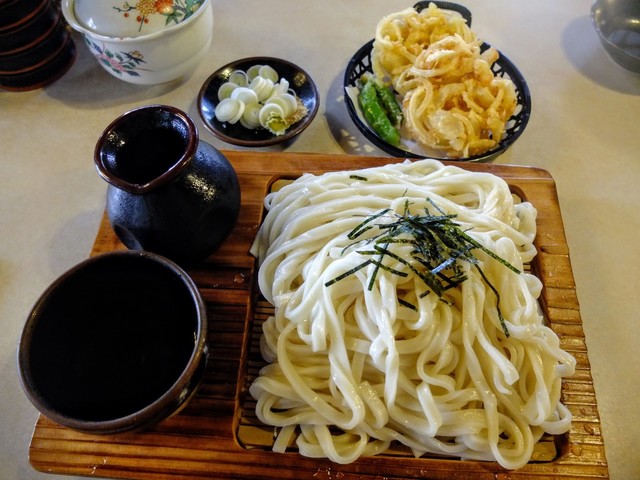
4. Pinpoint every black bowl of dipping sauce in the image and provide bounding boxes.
[17,250,208,434]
